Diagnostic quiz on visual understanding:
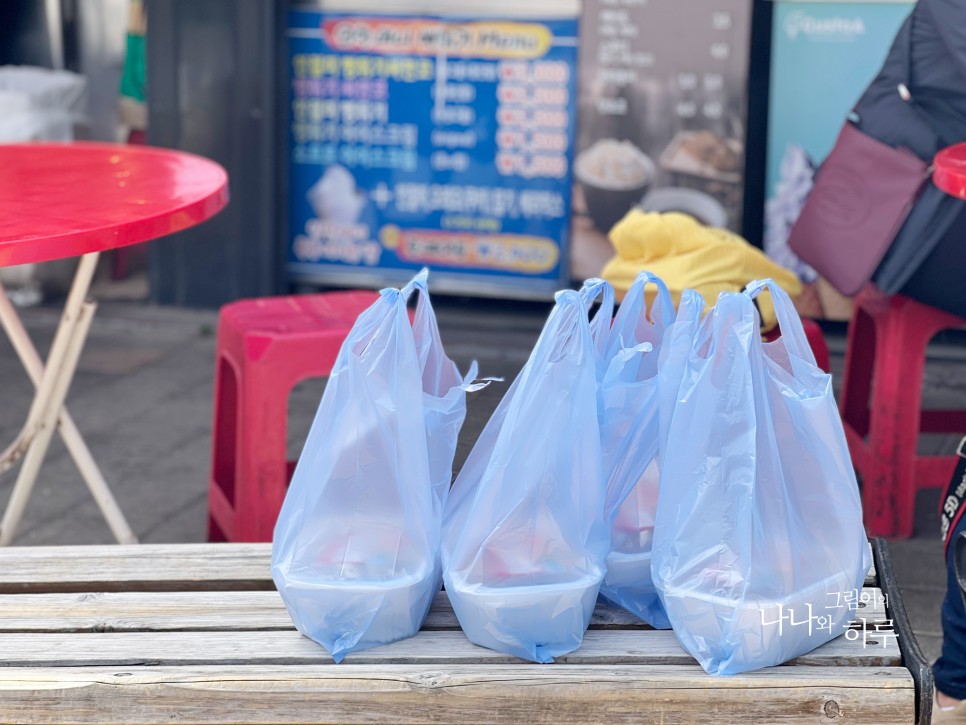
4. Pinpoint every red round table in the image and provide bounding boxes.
[0,142,228,545]
[934,142,966,201]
